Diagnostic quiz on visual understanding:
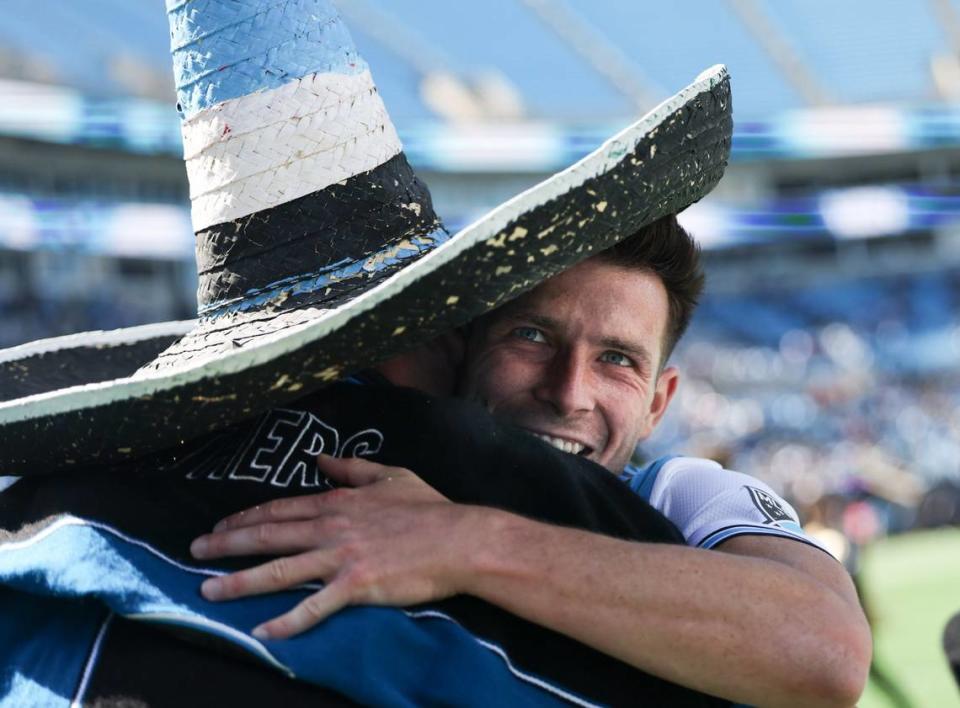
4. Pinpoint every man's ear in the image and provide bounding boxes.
[642,365,680,437]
